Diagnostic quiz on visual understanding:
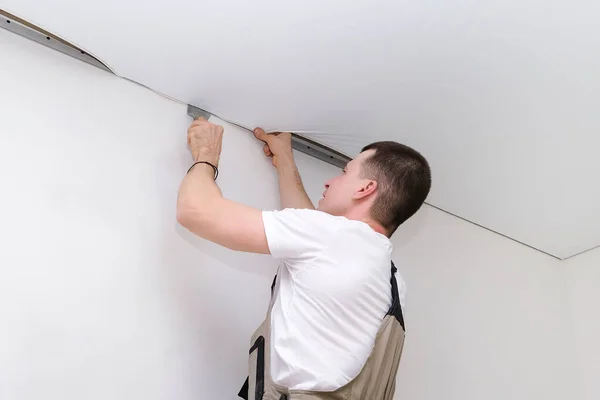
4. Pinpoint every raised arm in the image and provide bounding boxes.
[253,128,315,210]
[177,118,270,254]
